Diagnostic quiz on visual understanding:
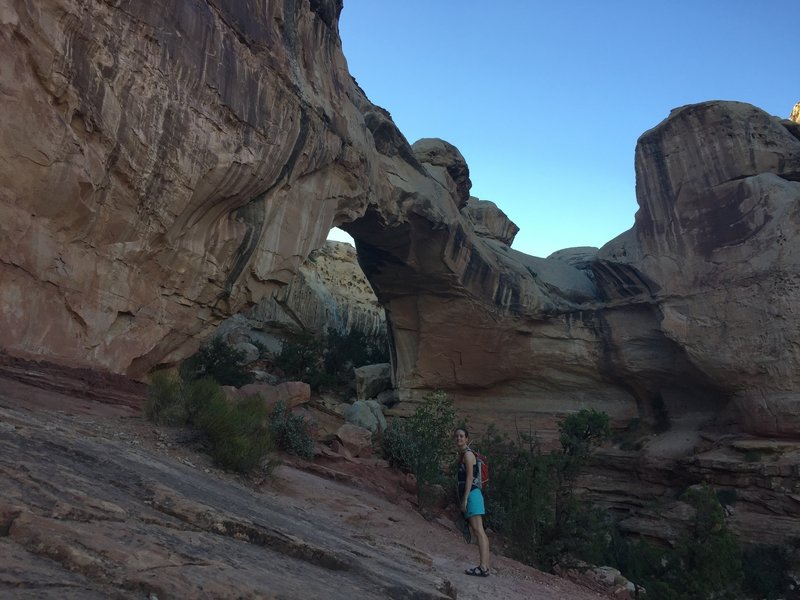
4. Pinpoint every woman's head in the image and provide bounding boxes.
[454,427,469,448]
